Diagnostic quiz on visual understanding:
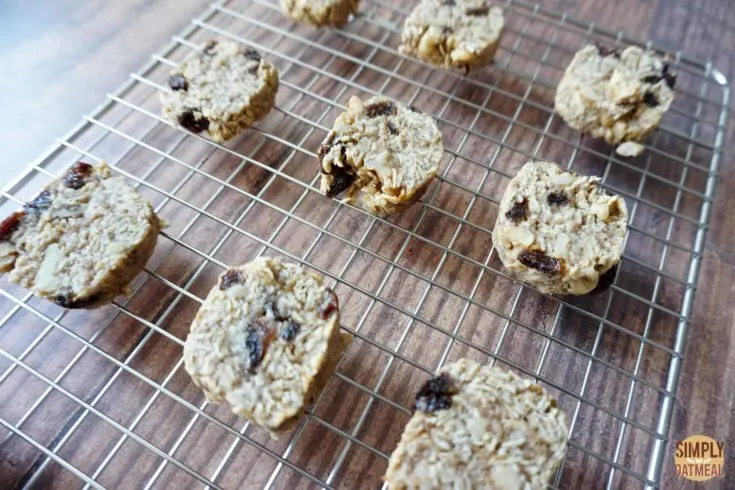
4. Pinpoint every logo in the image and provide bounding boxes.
[674,435,725,482]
